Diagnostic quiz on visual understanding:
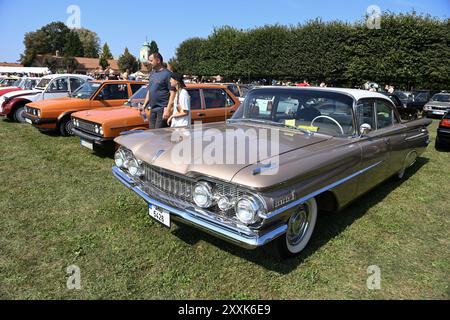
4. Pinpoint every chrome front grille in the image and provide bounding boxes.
[143,164,195,203]
[141,164,245,218]
[77,119,96,133]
